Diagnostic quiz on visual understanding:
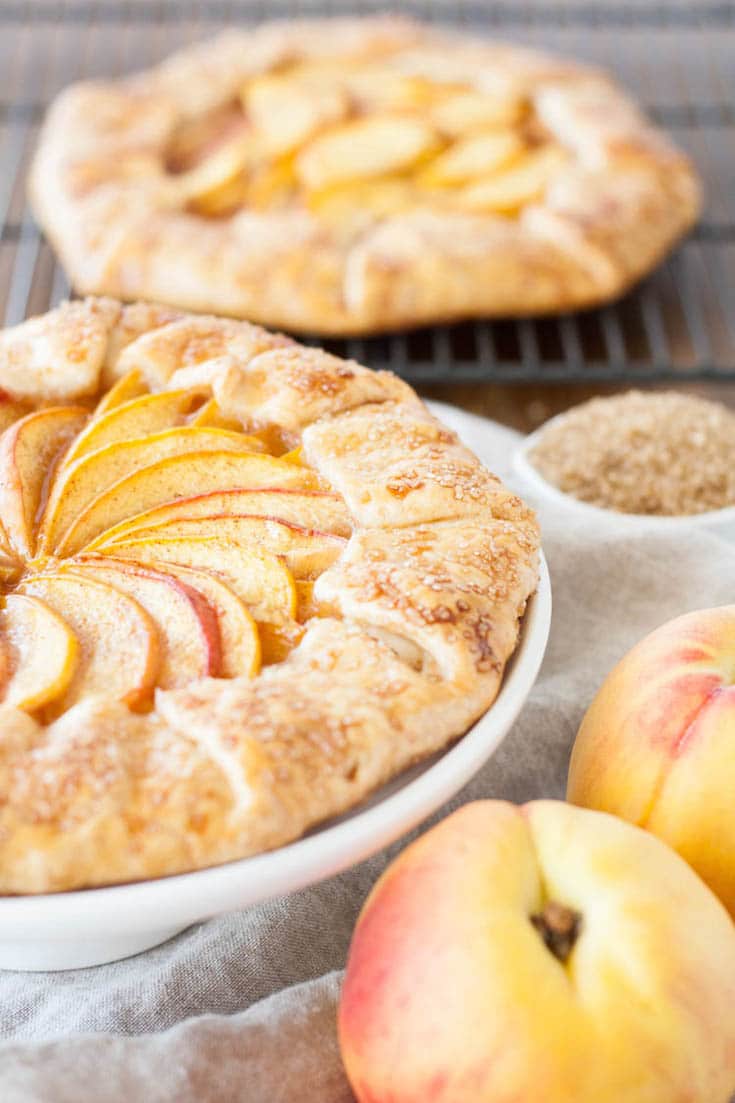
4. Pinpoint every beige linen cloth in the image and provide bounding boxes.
[2,403,734,1103]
